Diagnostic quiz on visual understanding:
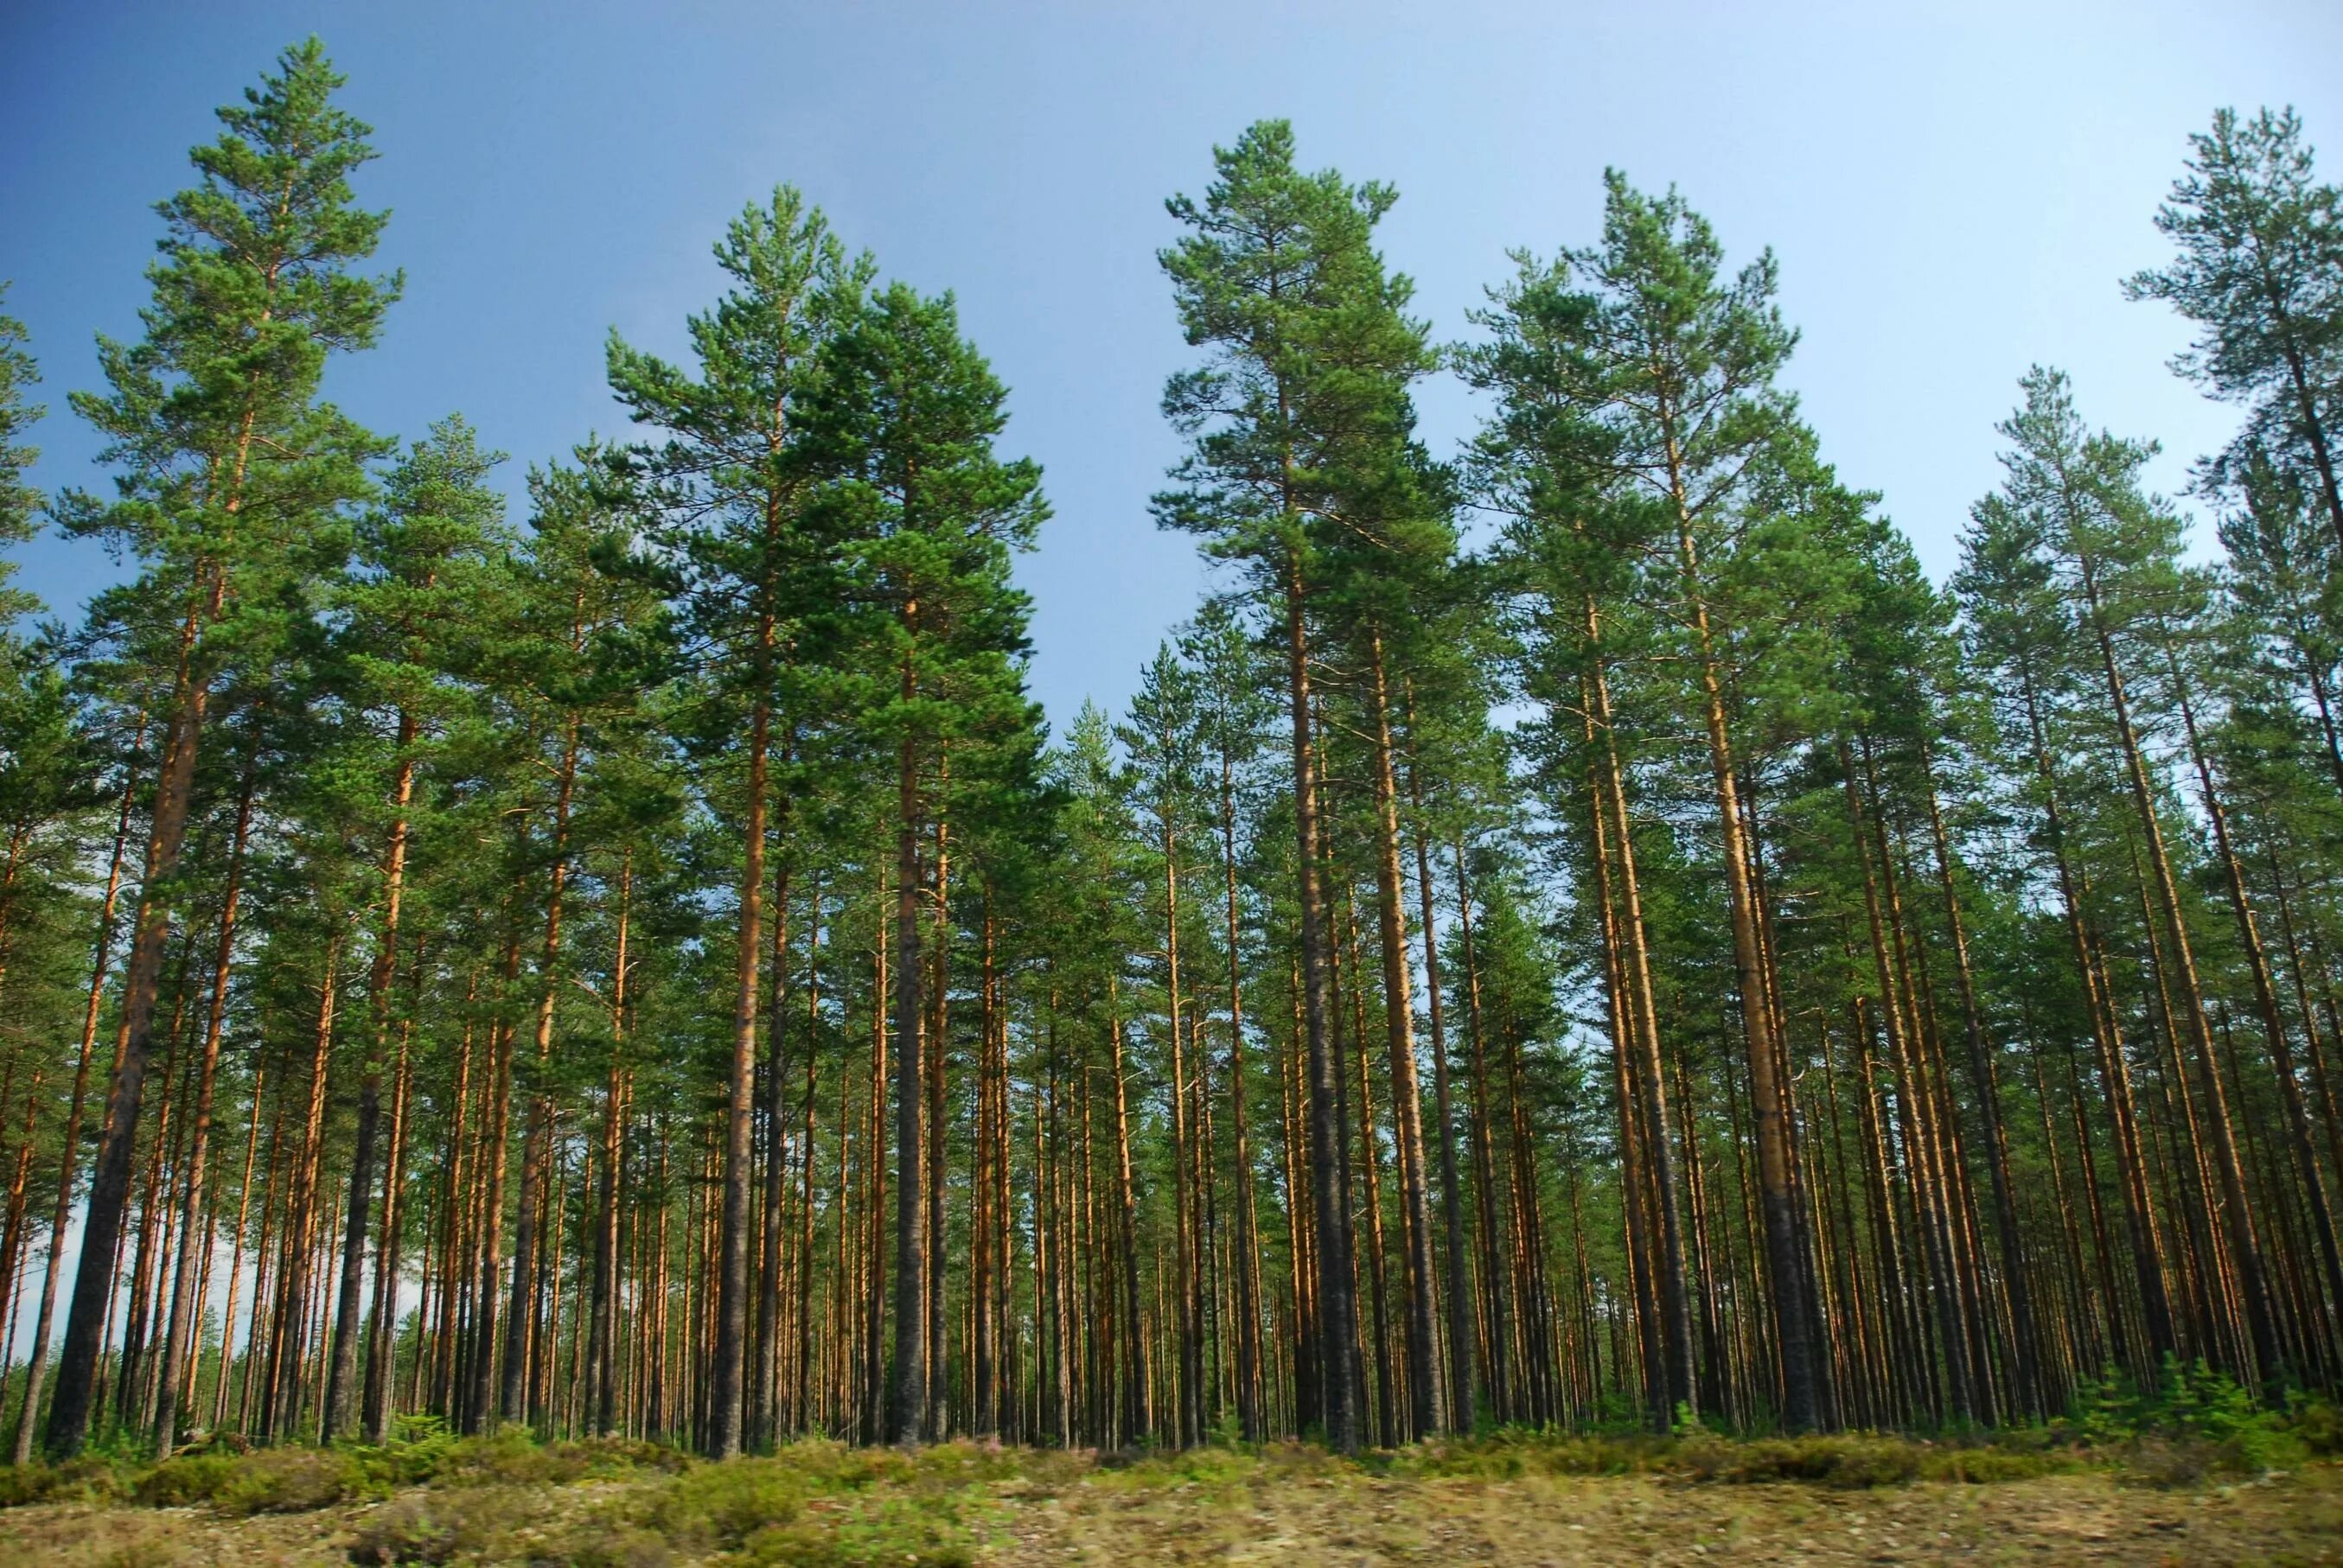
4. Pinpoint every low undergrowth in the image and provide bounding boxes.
[0,1371,2331,1564]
